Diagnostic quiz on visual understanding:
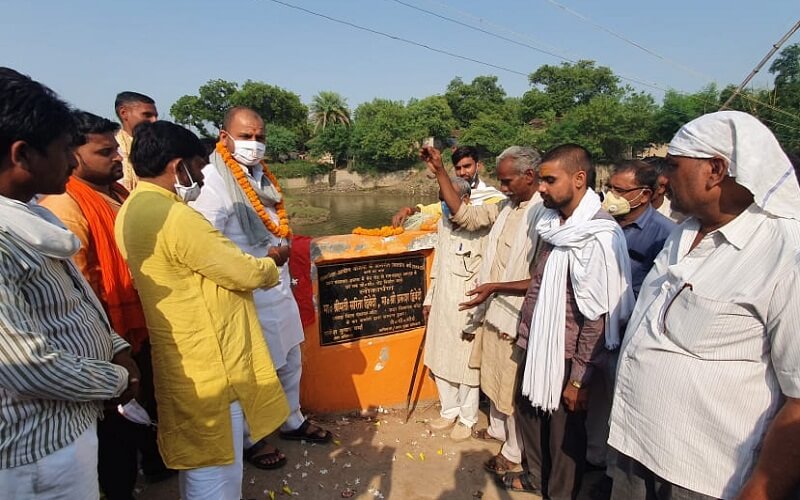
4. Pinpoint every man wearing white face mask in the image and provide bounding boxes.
[115,120,290,500]
[192,107,332,471]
